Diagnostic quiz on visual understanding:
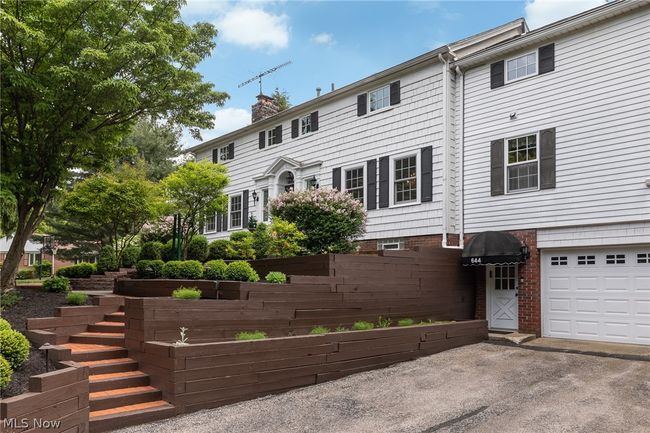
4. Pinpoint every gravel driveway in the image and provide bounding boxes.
[113,343,650,433]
